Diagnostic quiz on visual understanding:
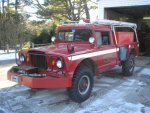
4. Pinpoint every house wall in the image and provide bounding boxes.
[98,0,150,19]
